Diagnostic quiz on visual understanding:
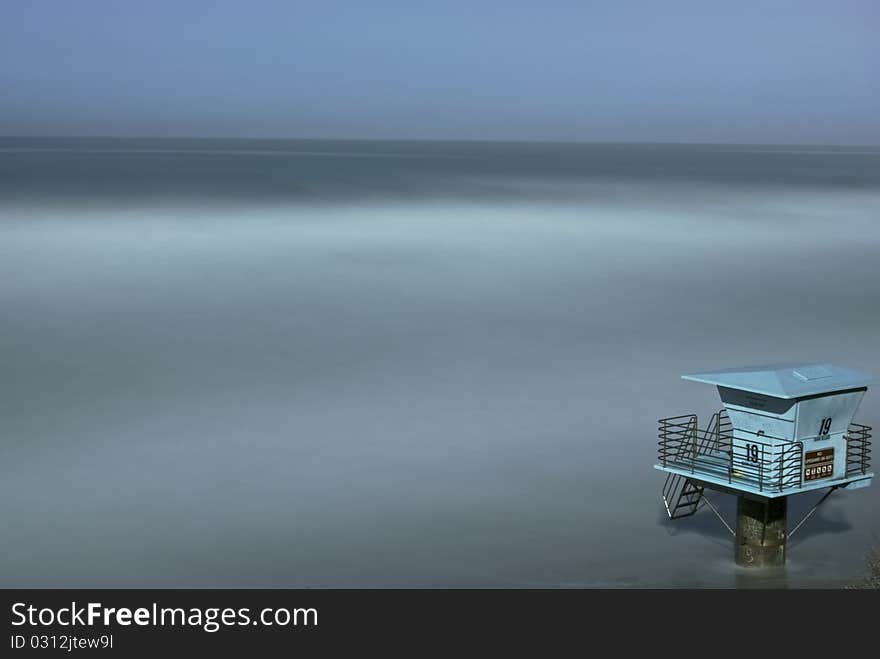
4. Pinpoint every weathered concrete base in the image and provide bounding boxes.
[735,495,787,568]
